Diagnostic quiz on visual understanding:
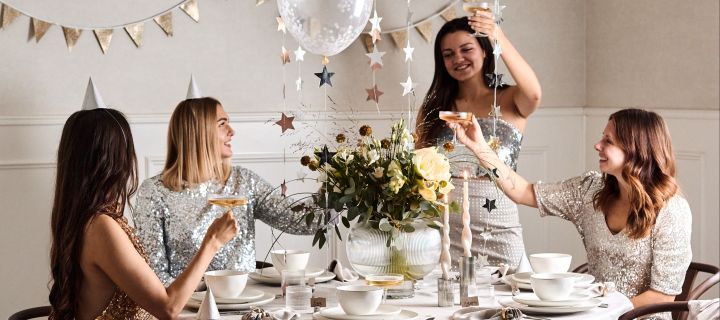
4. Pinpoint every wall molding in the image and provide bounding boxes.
[0,161,55,170]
